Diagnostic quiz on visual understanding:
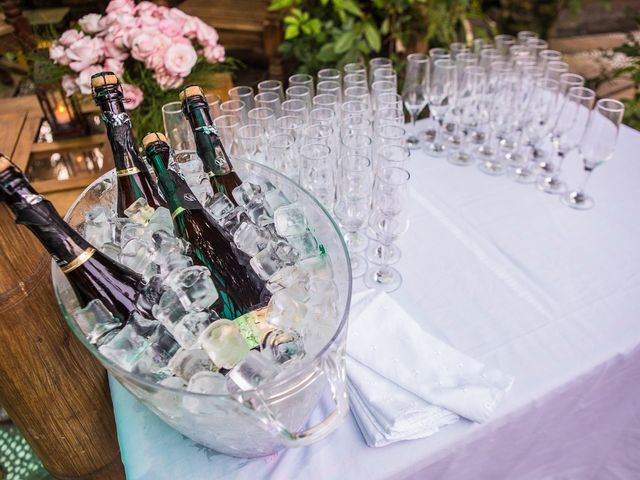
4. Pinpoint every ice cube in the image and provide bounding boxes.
[120,239,154,274]
[266,290,307,330]
[227,351,278,391]
[245,201,273,227]
[120,223,146,247]
[273,203,308,237]
[221,207,251,236]
[168,348,215,381]
[173,311,217,348]
[132,328,180,379]
[147,207,174,234]
[124,197,155,224]
[263,189,290,215]
[199,319,250,369]
[298,253,333,279]
[178,158,205,176]
[187,371,228,395]
[159,253,194,281]
[85,206,113,224]
[191,184,214,206]
[262,329,305,363]
[287,231,321,259]
[273,240,300,265]
[148,229,186,263]
[137,276,168,317]
[75,299,122,345]
[101,242,121,260]
[233,222,271,256]
[98,322,153,371]
[159,375,186,390]
[204,193,234,221]
[152,289,187,329]
[302,297,338,355]
[83,207,113,248]
[165,266,219,312]
[250,244,283,281]
[232,182,262,207]
[266,264,310,294]
[112,218,134,244]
